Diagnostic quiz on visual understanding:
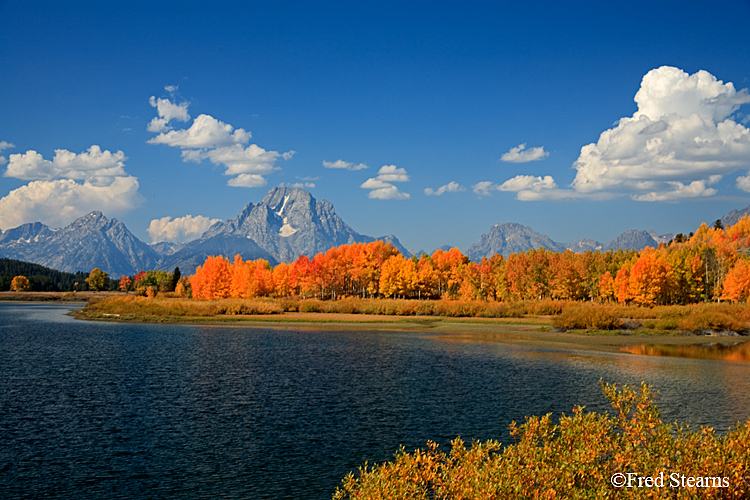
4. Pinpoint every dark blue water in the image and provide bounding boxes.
[1,302,749,499]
